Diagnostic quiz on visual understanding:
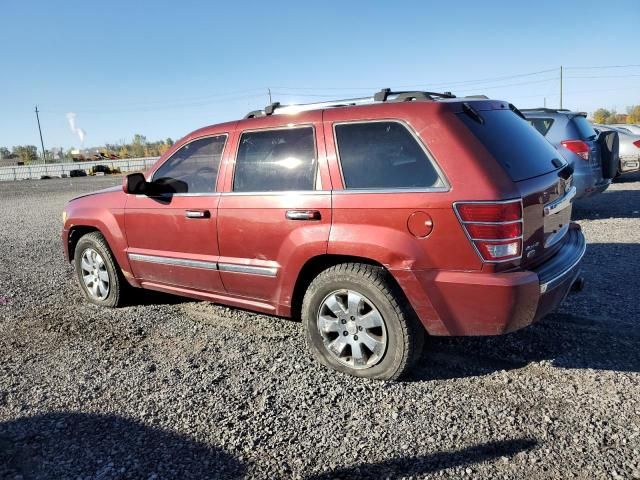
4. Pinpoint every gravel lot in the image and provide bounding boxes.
[0,175,639,479]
